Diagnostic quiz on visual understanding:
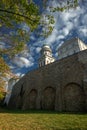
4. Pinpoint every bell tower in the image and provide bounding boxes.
[39,45,55,67]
